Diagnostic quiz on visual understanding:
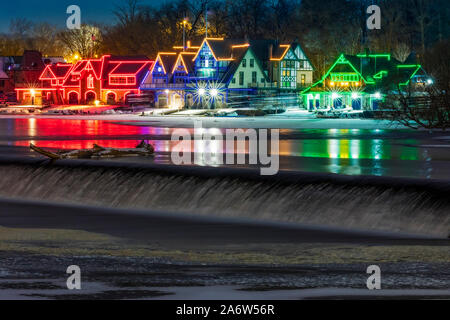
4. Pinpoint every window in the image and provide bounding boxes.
[330,73,359,82]
[239,72,244,86]
[0,80,4,87]
[242,59,246,68]
[301,74,306,85]
[110,76,135,85]
[87,75,94,89]
[252,71,257,84]
[261,78,265,83]
[232,78,236,84]
[250,59,254,68]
